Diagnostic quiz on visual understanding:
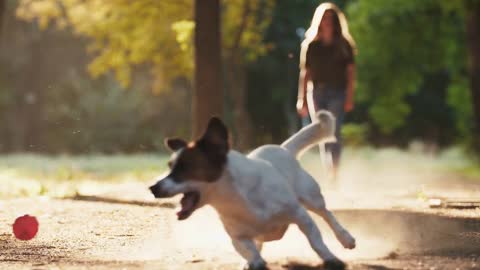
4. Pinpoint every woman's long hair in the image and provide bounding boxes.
[299,2,356,69]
